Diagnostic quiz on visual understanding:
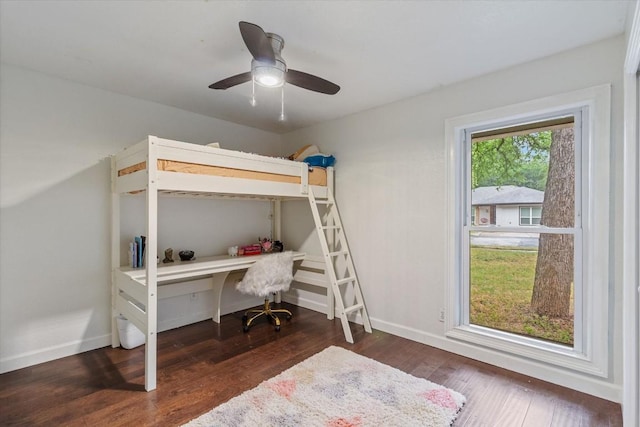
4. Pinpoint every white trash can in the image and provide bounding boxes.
[116,315,146,349]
